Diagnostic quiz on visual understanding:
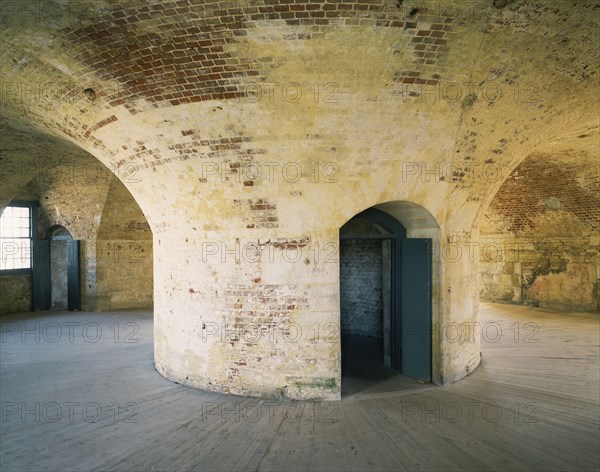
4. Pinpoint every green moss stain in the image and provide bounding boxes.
[294,377,337,391]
